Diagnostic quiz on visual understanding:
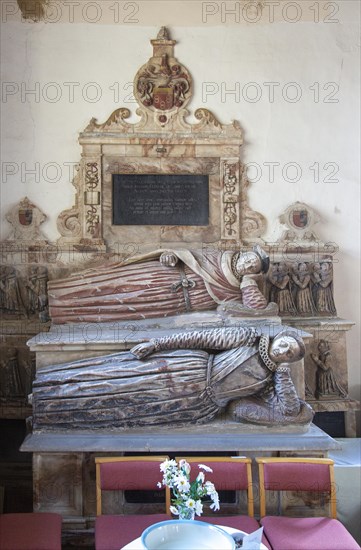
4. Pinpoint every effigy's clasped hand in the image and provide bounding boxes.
[130,342,156,359]
[159,252,178,267]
